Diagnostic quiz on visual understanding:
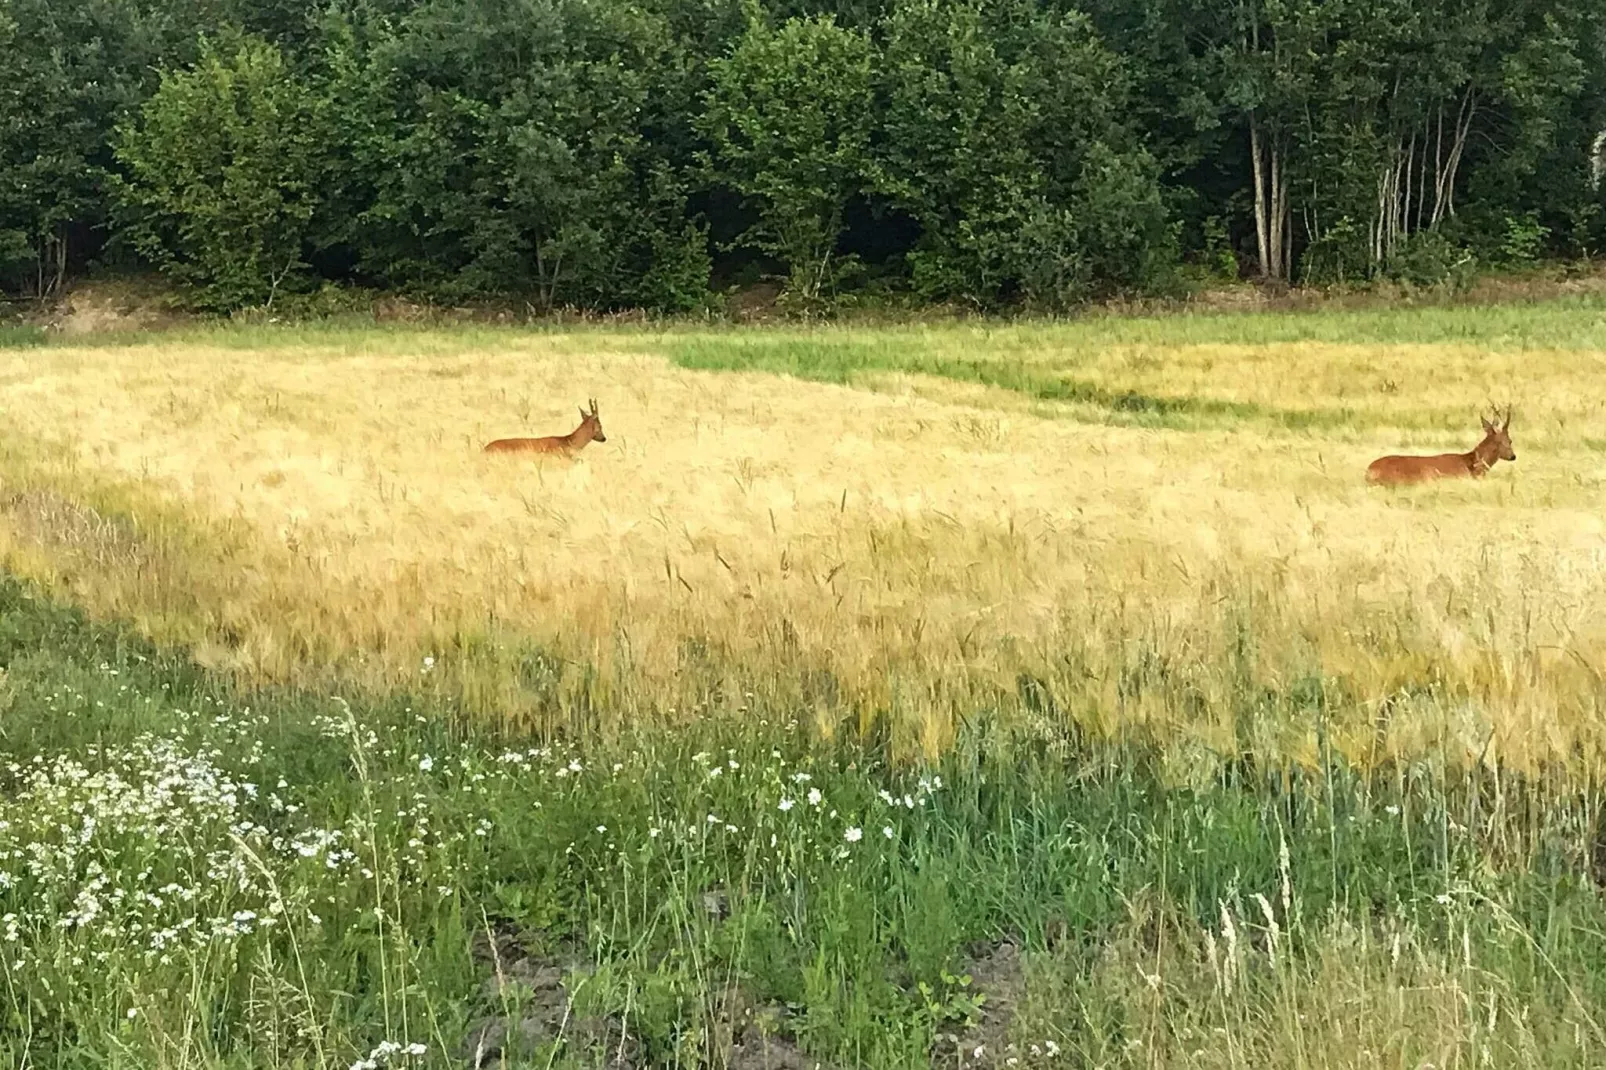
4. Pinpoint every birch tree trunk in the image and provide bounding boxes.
[1273,141,1289,279]
[1251,113,1271,278]
[1250,114,1291,281]
[1431,88,1476,226]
